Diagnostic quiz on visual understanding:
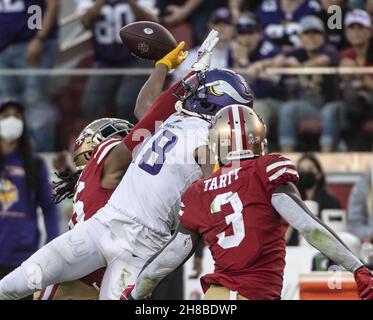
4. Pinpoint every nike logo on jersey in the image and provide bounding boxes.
[203,168,241,191]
